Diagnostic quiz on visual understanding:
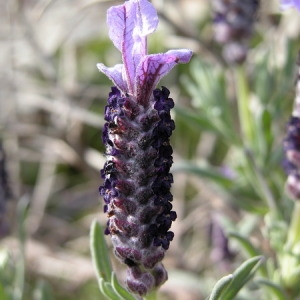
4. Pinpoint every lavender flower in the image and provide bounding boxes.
[284,55,300,200]
[212,0,259,64]
[0,141,11,237]
[97,0,192,296]
[281,0,300,10]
